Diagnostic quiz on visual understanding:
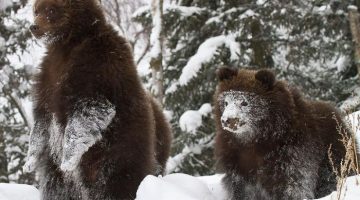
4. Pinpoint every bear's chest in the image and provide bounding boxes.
[236,148,265,174]
[36,56,71,124]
